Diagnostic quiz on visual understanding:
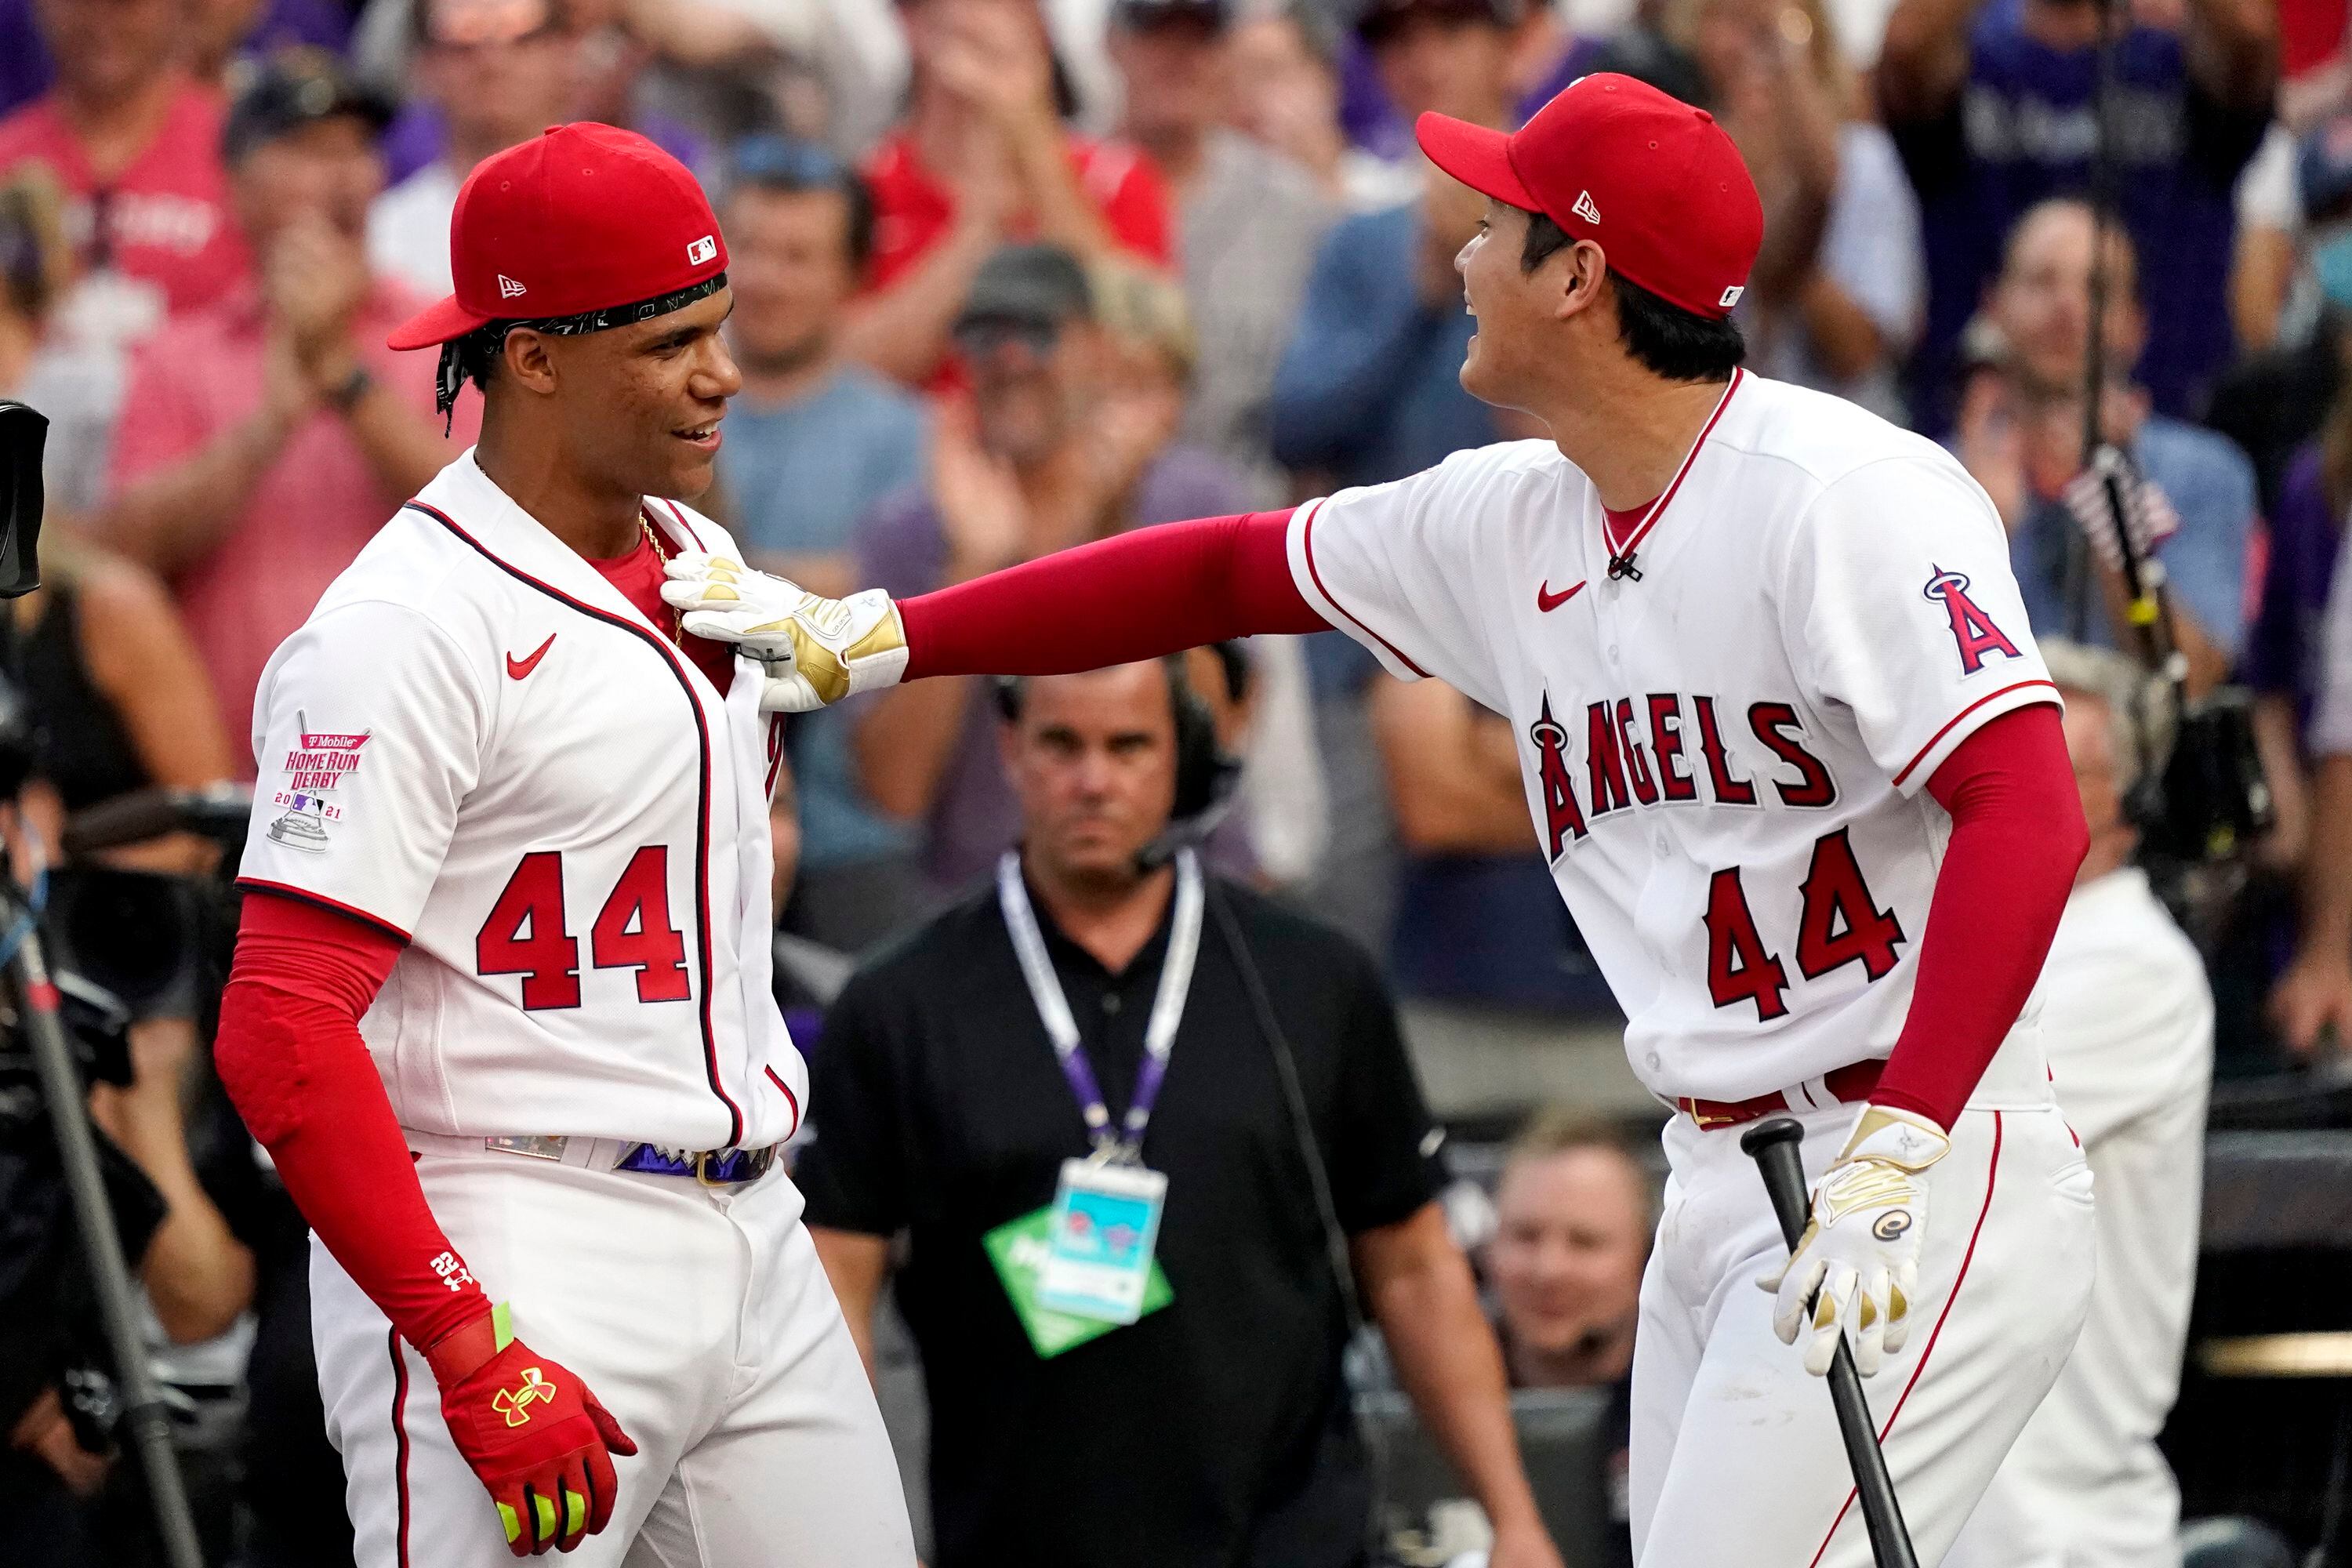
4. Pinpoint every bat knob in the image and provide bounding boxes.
[1740,1116,1806,1159]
